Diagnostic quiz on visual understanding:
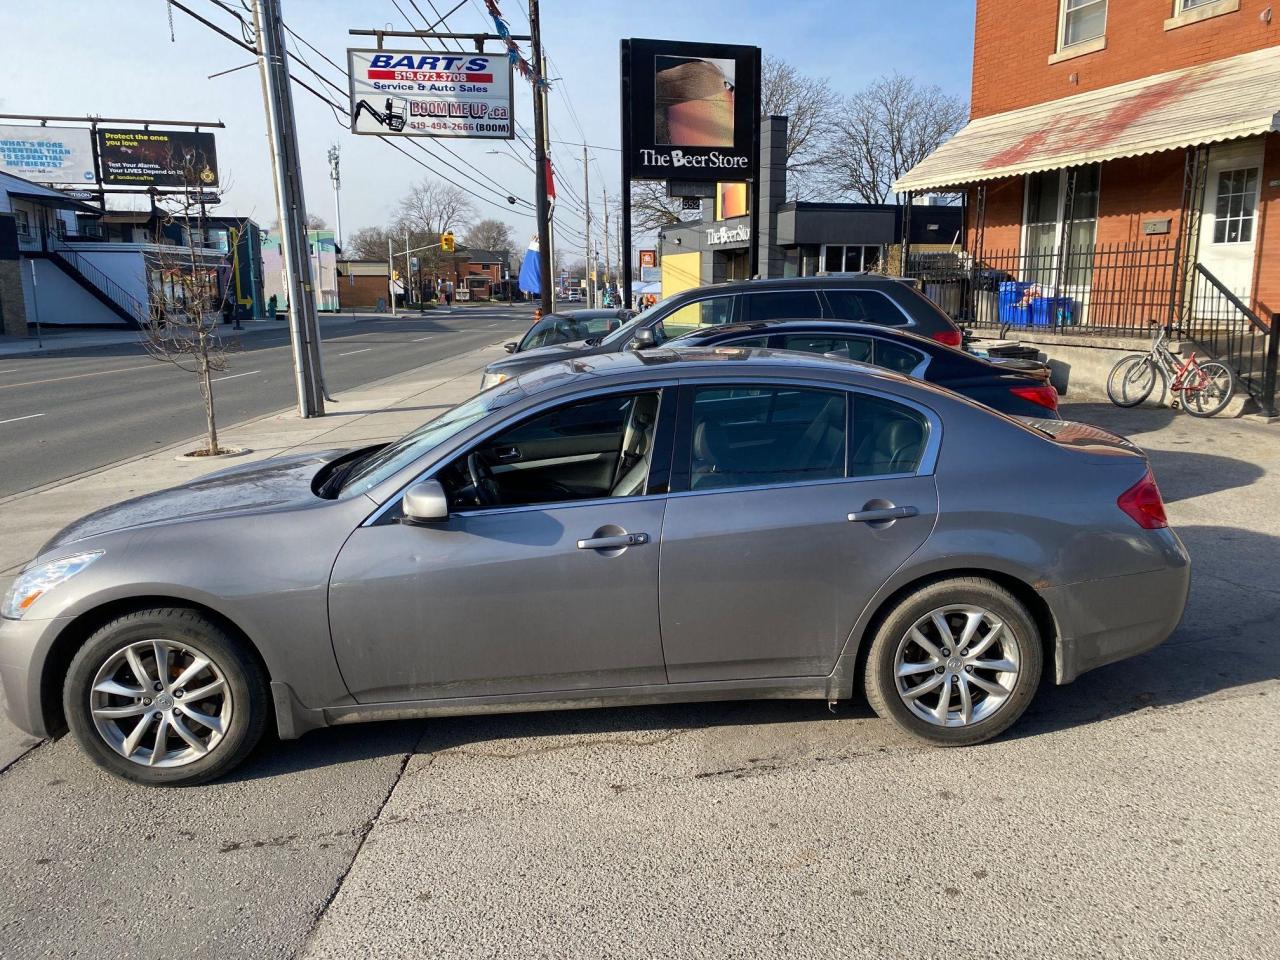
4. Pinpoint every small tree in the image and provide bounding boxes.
[141,162,239,456]
[463,218,514,254]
